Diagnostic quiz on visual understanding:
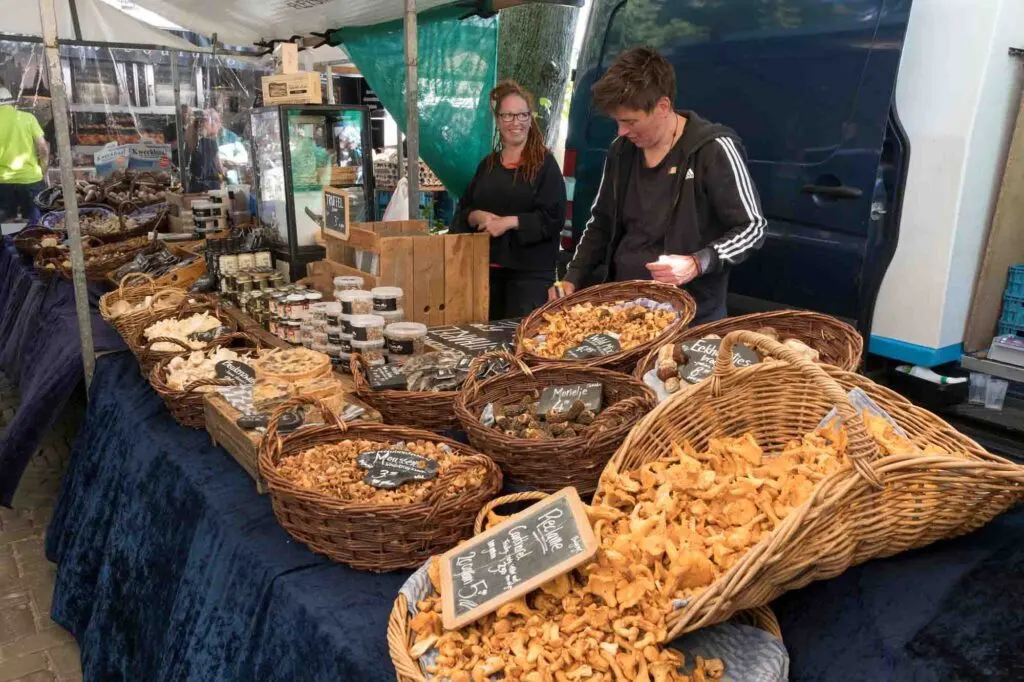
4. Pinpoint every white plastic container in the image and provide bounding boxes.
[371,286,404,314]
[352,338,387,363]
[333,275,365,292]
[338,289,374,315]
[385,322,427,364]
[349,314,386,342]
